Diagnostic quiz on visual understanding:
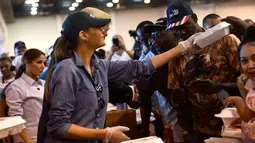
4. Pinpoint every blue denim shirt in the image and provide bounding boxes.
[42,52,155,143]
